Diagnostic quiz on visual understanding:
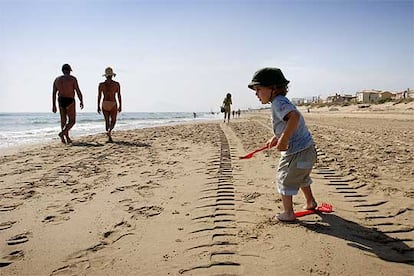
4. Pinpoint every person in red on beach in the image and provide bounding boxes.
[52,64,84,144]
